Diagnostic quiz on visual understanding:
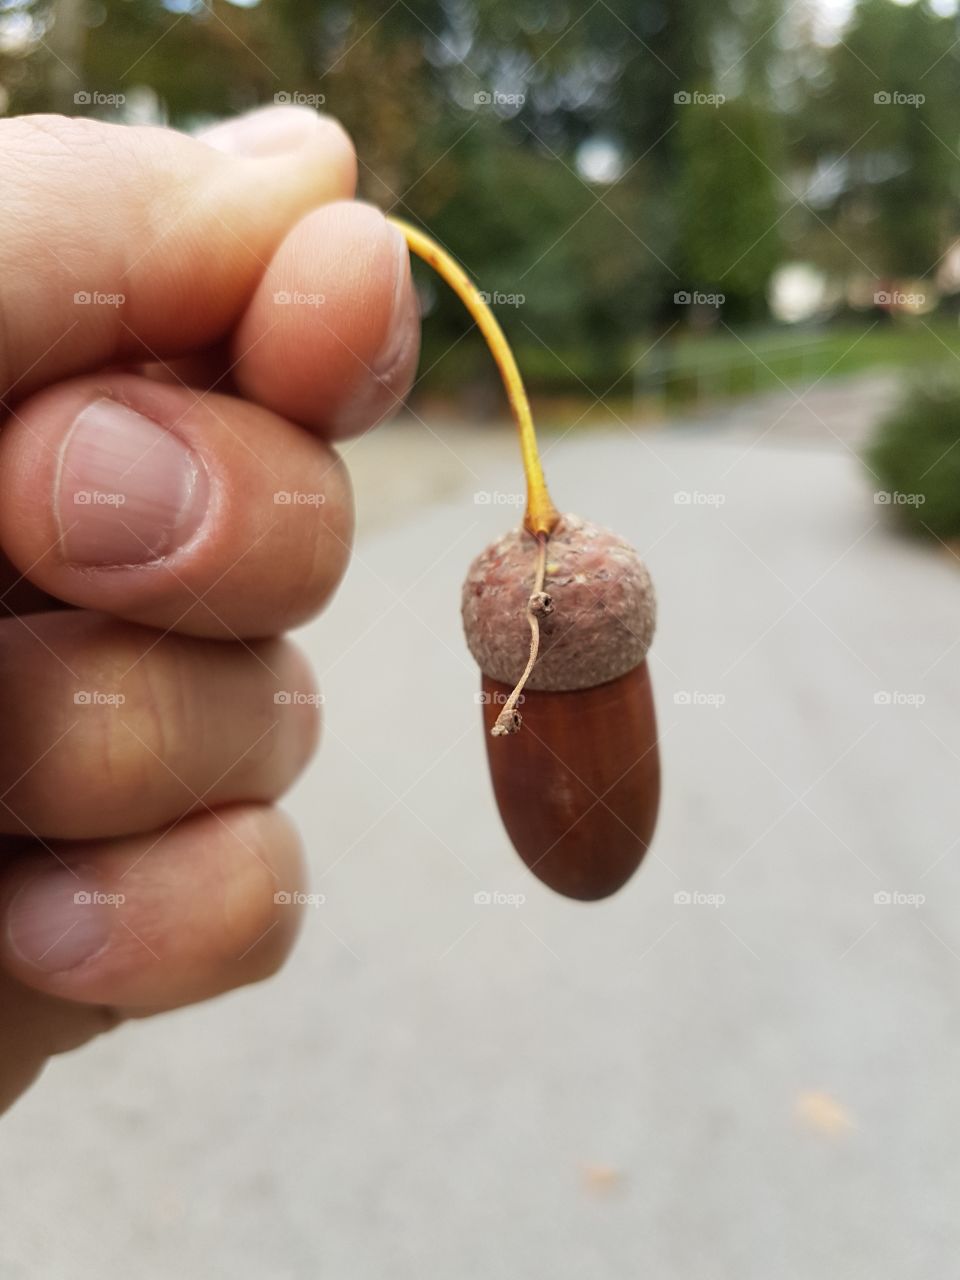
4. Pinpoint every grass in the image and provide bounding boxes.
[416,318,960,426]
[632,320,960,406]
